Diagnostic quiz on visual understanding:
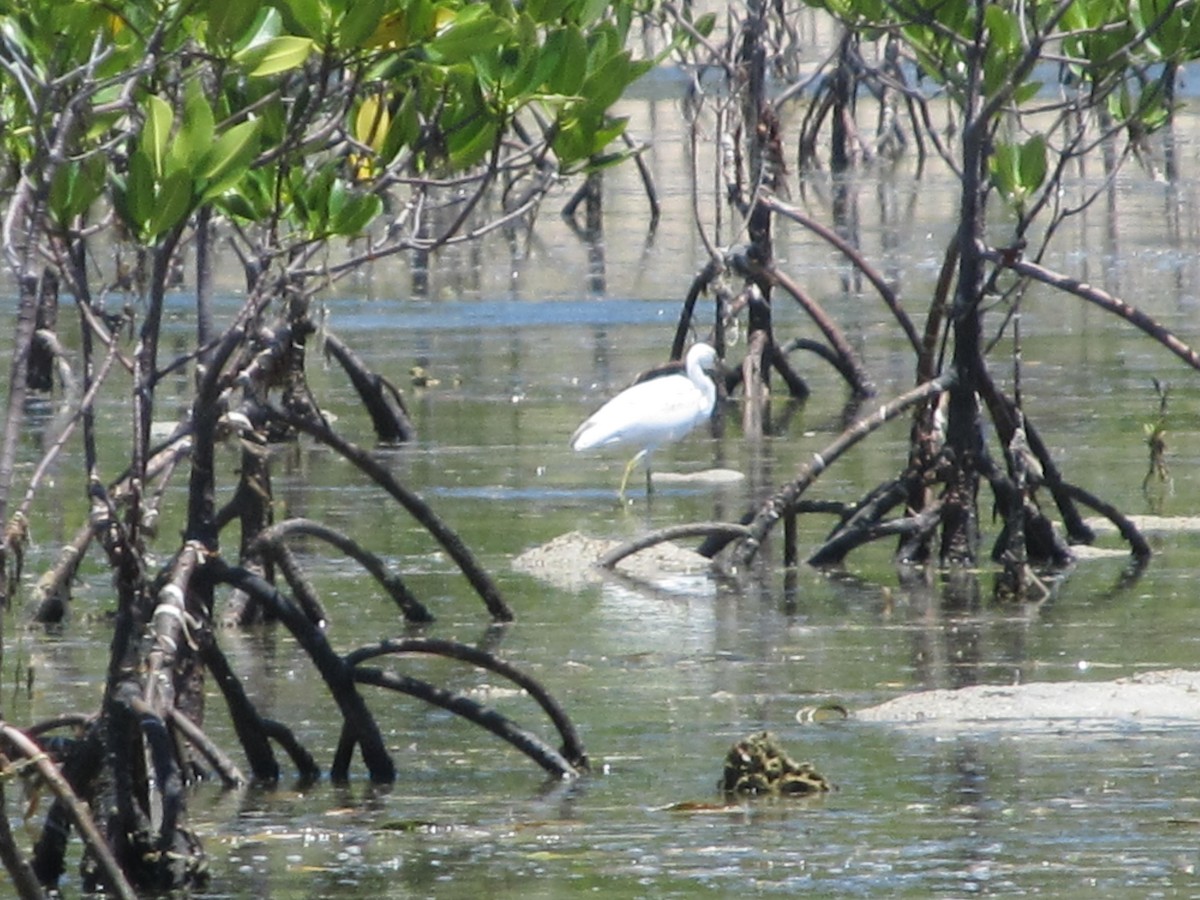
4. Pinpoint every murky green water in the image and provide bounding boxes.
[4,89,1200,897]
